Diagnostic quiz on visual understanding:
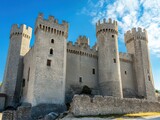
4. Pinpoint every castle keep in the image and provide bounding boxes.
[0,13,156,108]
